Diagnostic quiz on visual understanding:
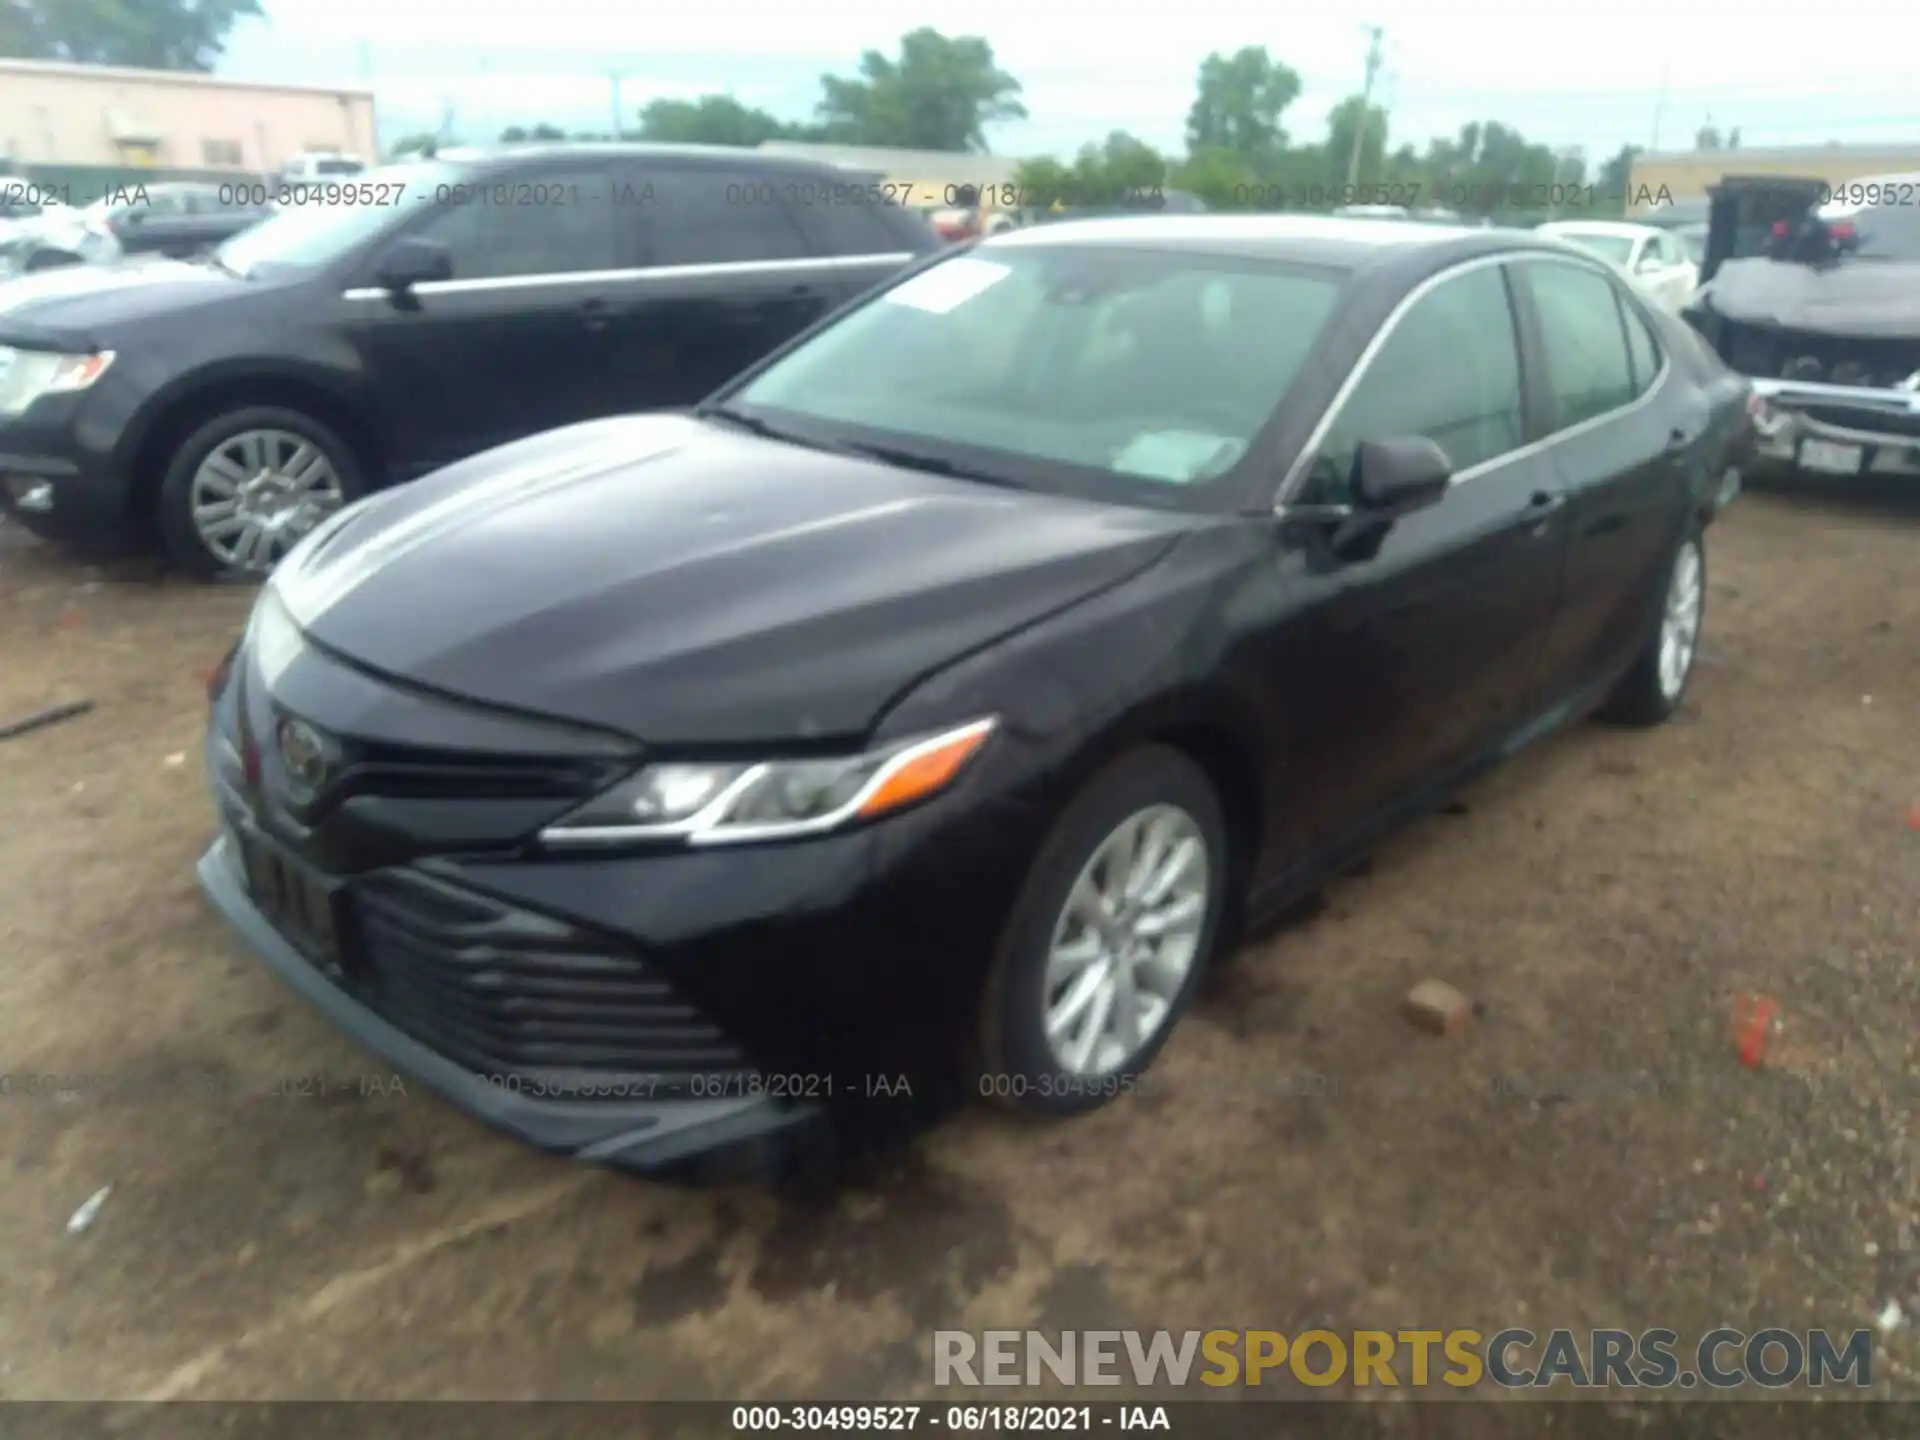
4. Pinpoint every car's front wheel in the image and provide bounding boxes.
[974,746,1228,1116]
[1599,525,1706,726]
[155,405,366,580]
